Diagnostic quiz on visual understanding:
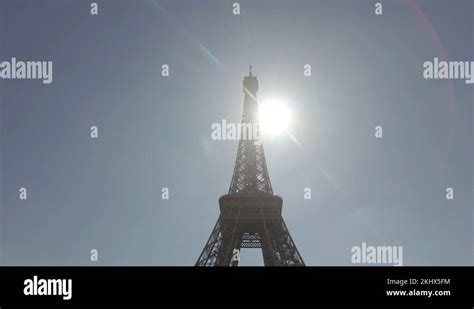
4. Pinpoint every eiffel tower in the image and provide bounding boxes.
[196,67,305,266]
